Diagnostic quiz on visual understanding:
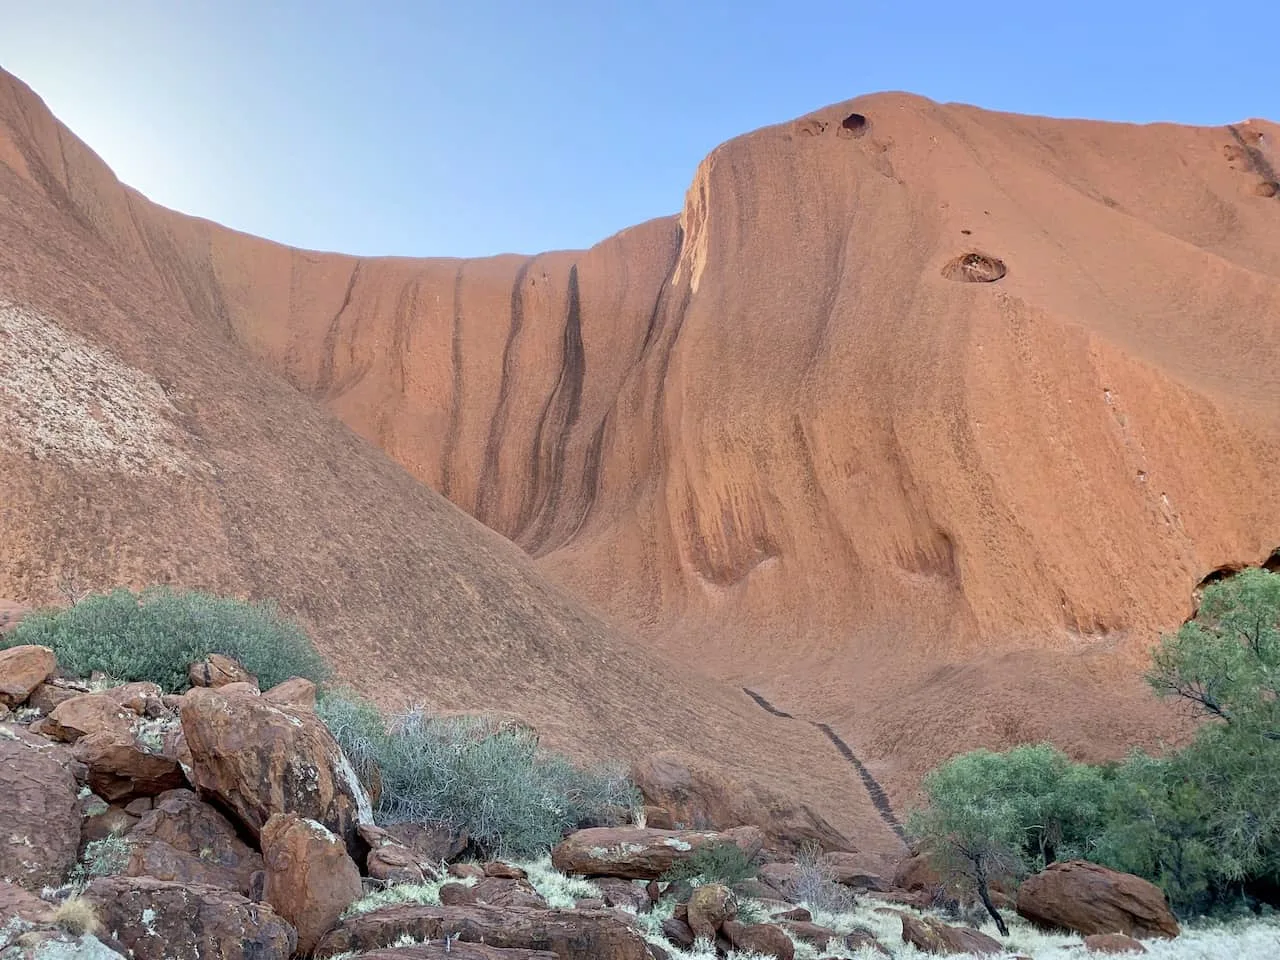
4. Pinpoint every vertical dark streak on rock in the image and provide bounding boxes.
[476,257,535,528]
[439,263,466,500]
[743,687,908,843]
[522,264,586,552]
[316,260,361,396]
